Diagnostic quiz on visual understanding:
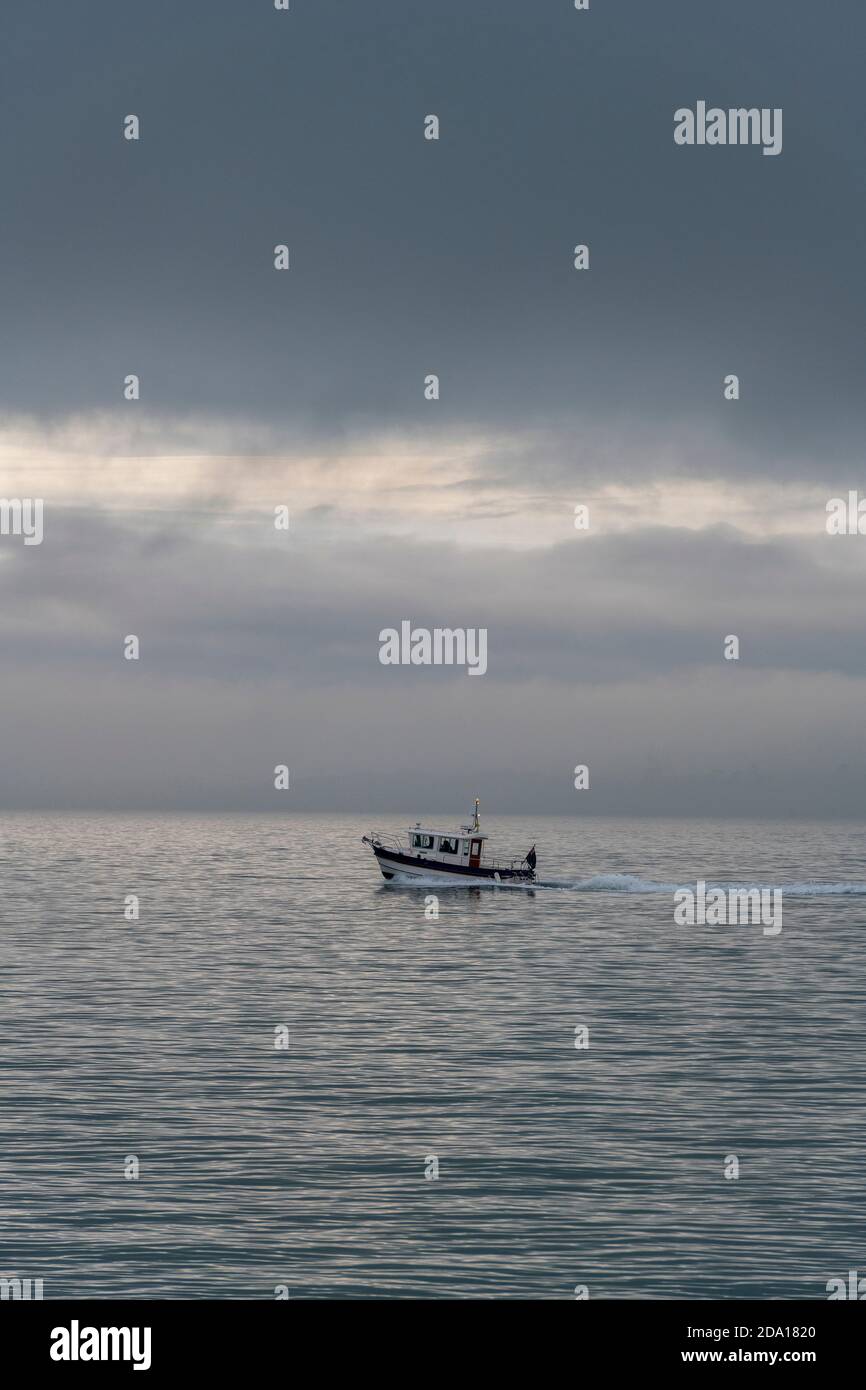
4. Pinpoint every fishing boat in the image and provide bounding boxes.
[362,800,536,884]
